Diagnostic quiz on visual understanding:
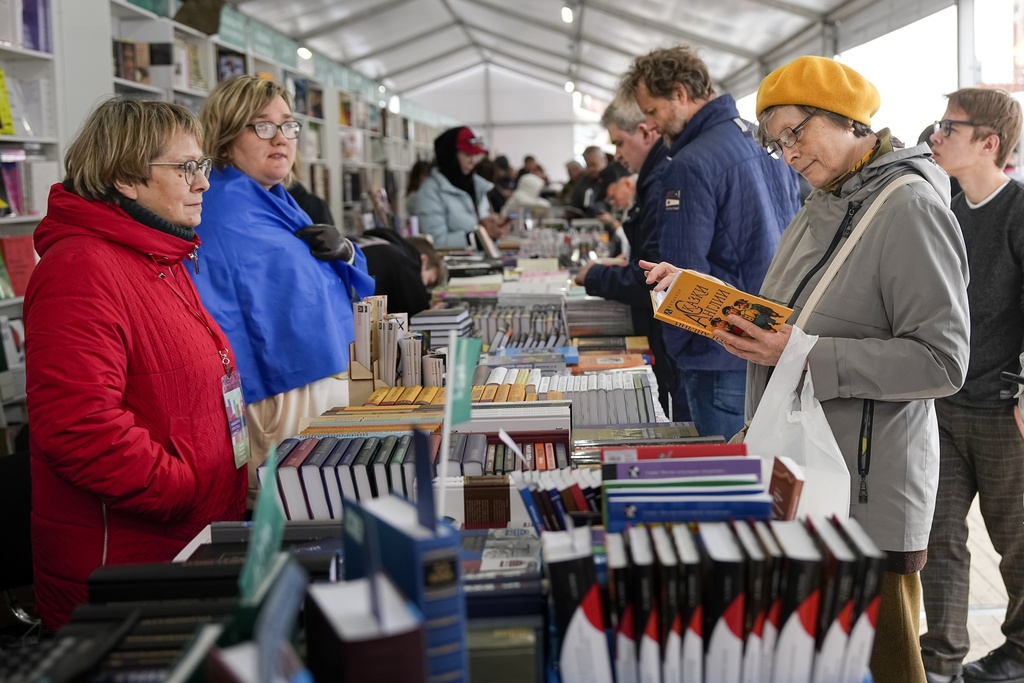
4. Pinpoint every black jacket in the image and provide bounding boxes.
[354,228,431,316]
